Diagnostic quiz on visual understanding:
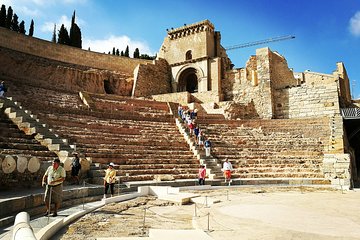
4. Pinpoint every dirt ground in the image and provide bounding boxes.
[55,186,360,240]
[56,196,193,239]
